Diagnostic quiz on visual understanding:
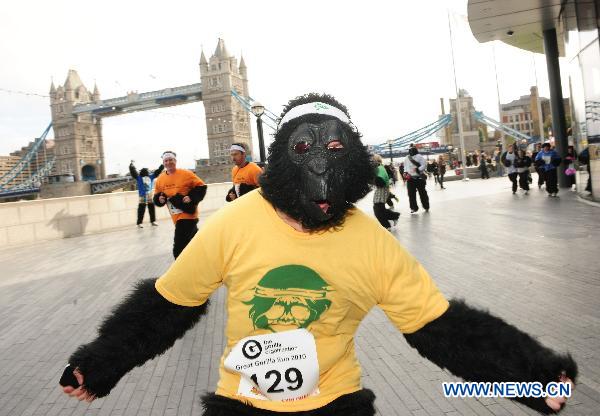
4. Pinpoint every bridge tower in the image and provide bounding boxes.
[197,38,253,183]
[49,70,106,181]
